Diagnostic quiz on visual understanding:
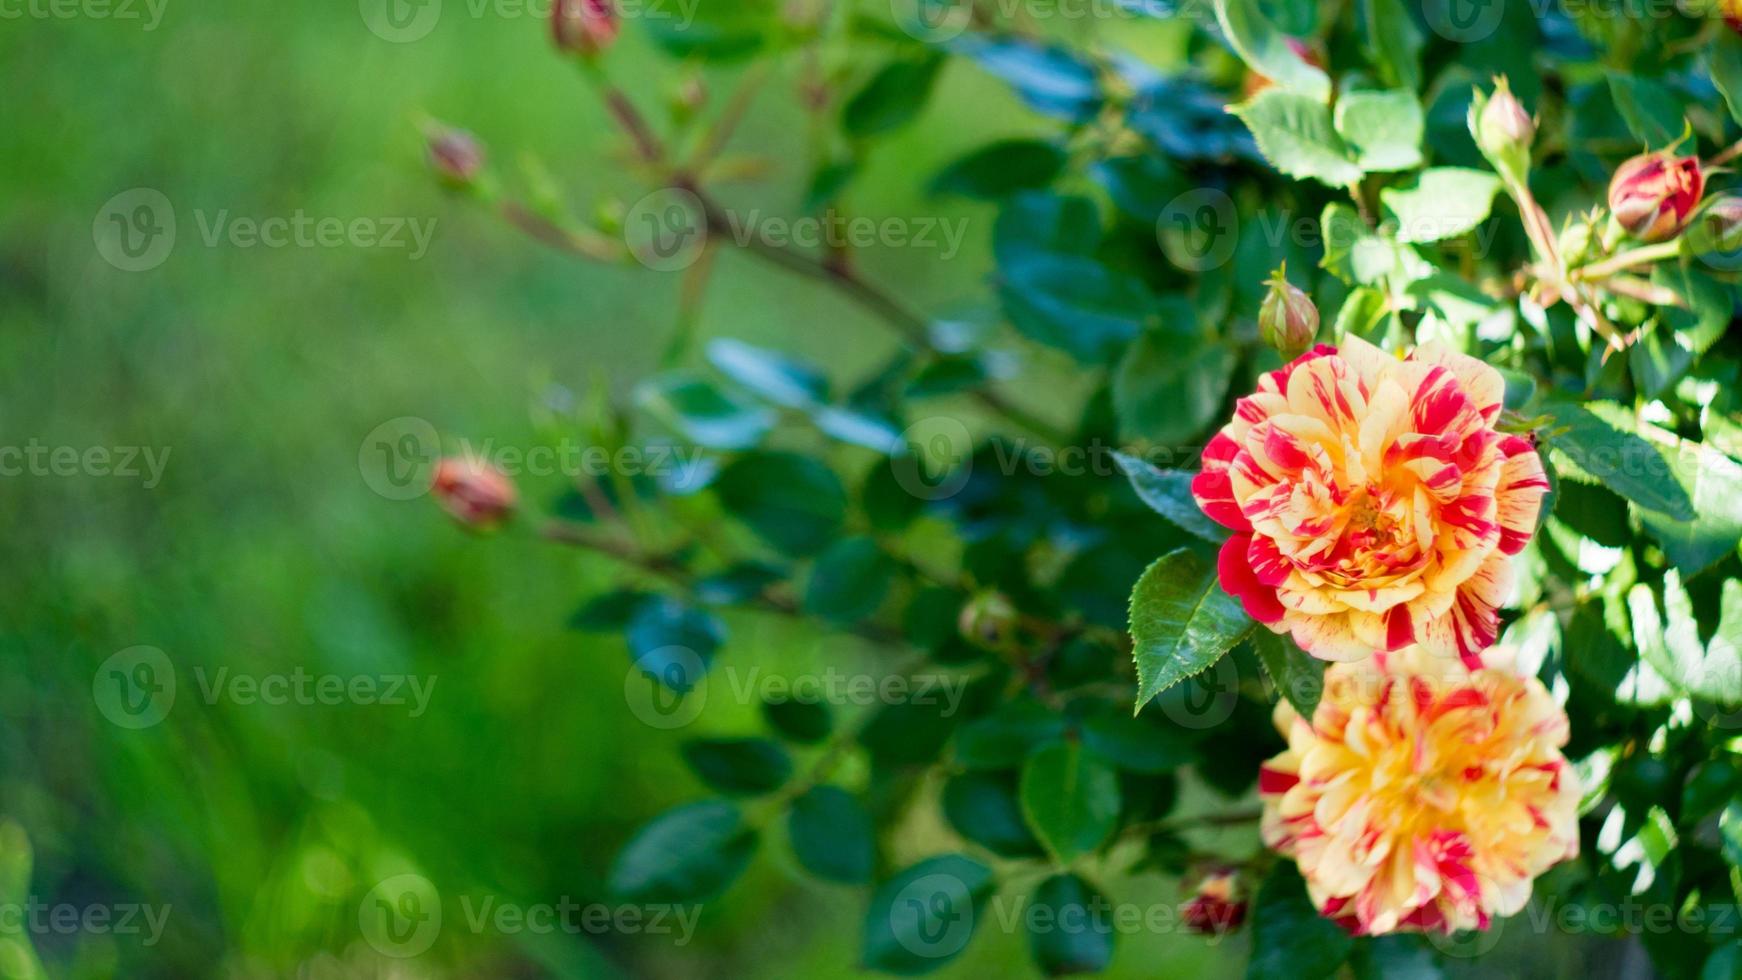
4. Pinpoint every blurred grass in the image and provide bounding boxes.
[0,2,1235,976]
